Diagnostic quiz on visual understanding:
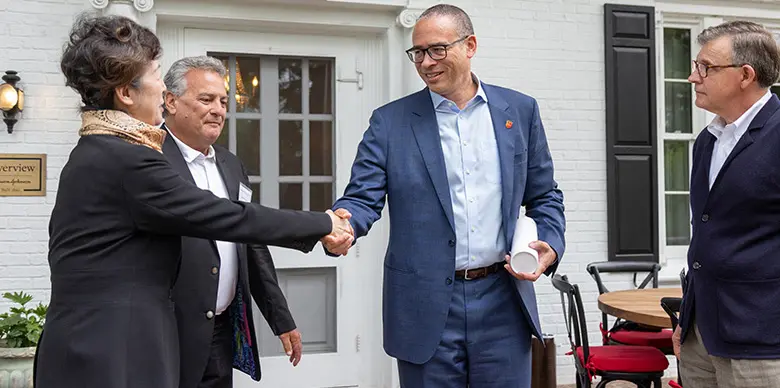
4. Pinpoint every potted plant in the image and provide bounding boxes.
[0,292,47,388]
